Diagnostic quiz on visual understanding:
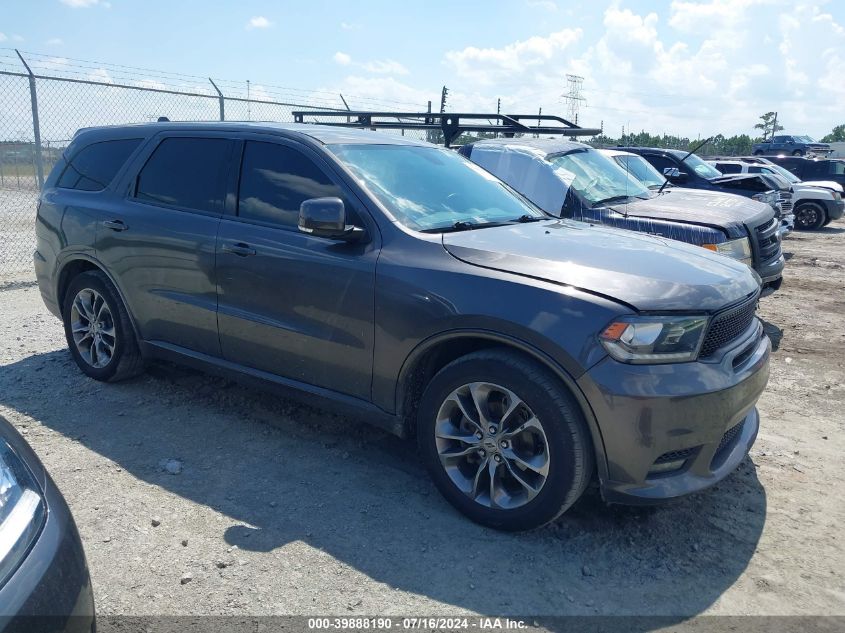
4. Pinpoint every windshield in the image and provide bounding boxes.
[794,135,814,143]
[327,144,545,232]
[683,153,723,179]
[547,148,649,206]
[763,163,800,183]
[611,154,666,189]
